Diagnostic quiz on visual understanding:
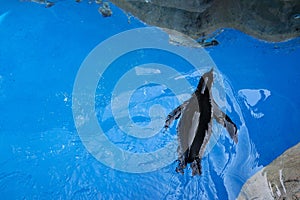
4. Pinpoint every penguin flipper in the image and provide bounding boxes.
[212,100,238,143]
[164,101,188,129]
